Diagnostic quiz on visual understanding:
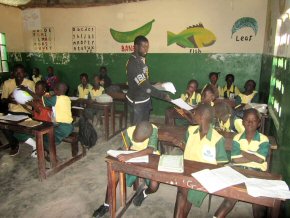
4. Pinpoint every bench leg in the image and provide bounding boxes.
[71,140,79,157]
